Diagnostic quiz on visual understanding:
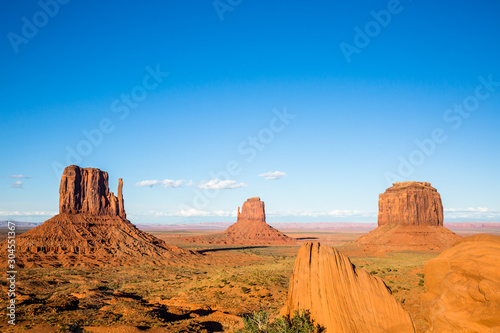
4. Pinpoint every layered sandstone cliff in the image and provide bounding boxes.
[355,182,460,252]
[282,242,415,332]
[184,197,295,245]
[378,182,443,226]
[11,165,193,268]
[59,165,126,218]
[421,234,500,332]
